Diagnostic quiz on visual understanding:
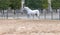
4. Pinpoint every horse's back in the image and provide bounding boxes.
[33,10,39,13]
